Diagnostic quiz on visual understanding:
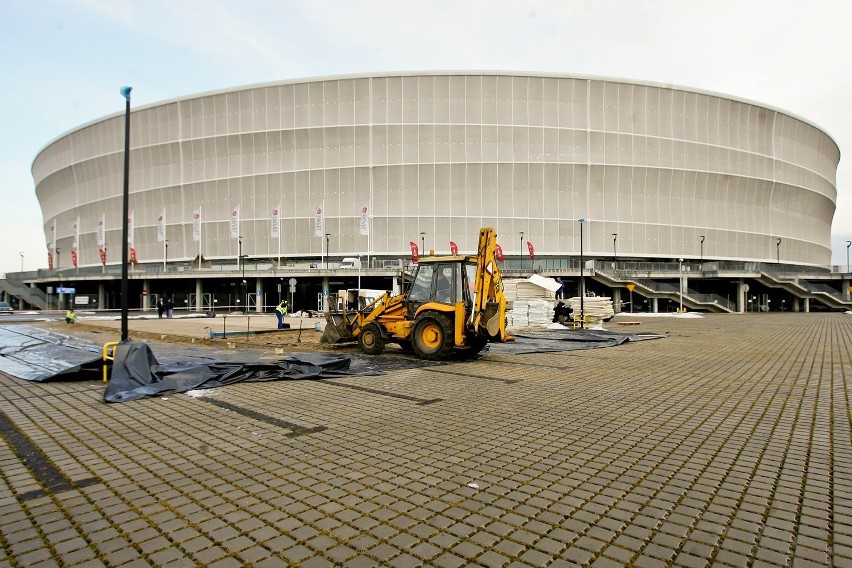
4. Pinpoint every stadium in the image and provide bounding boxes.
[12,72,851,313]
